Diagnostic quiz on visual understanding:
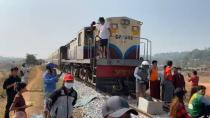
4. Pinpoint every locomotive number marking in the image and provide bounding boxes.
[115,35,133,40]
[113,70,130,76]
